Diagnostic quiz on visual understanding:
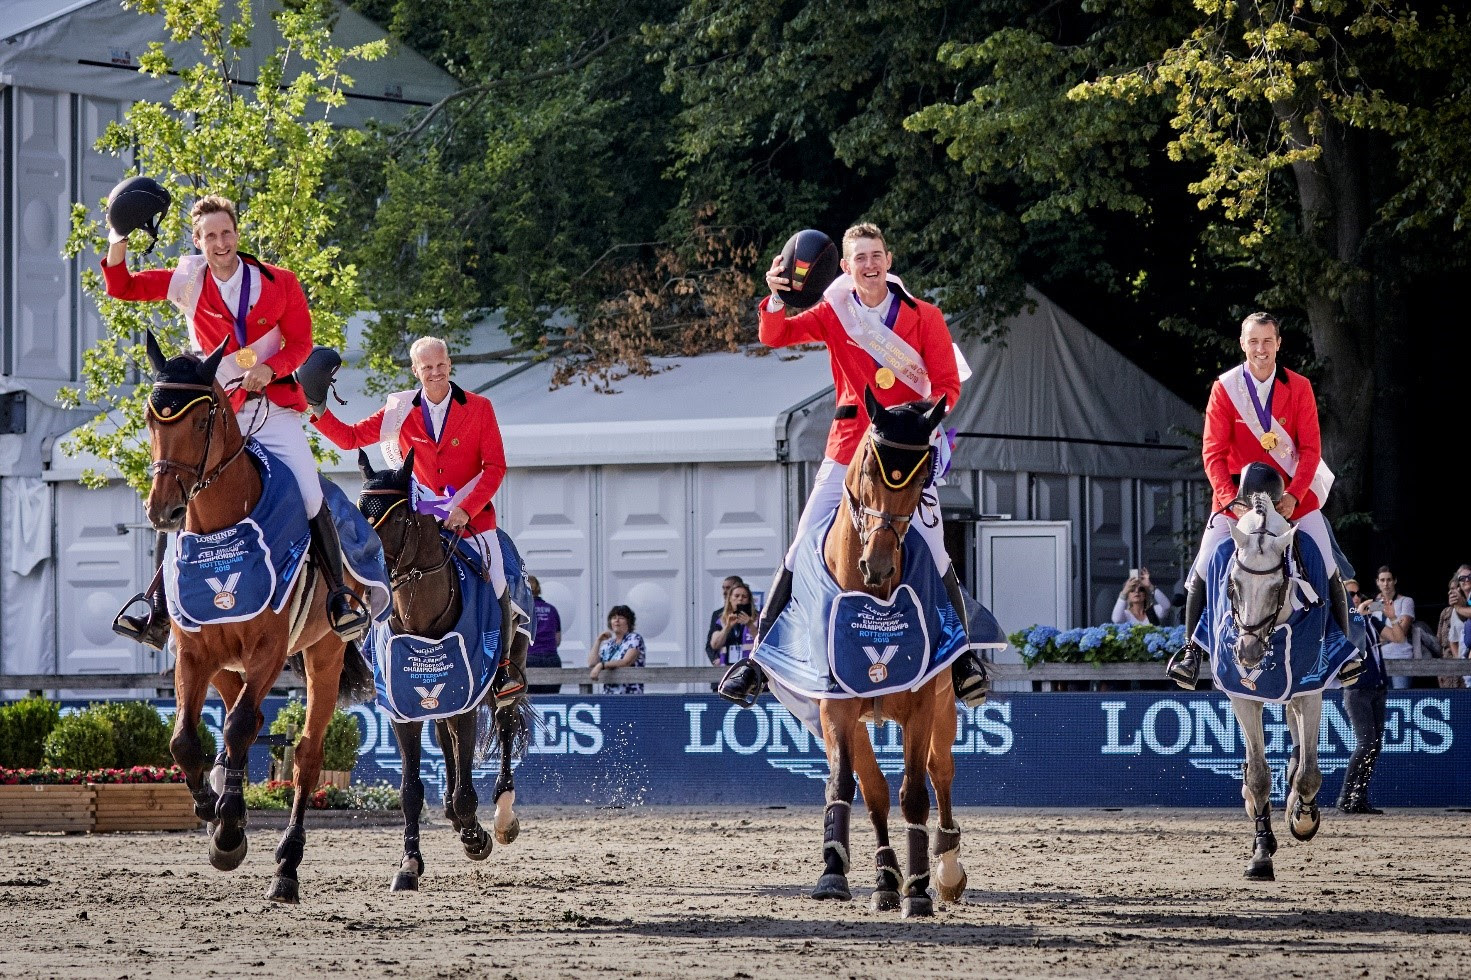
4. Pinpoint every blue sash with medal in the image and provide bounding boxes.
[753,510,972,737]
[1195,531,1358,702]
